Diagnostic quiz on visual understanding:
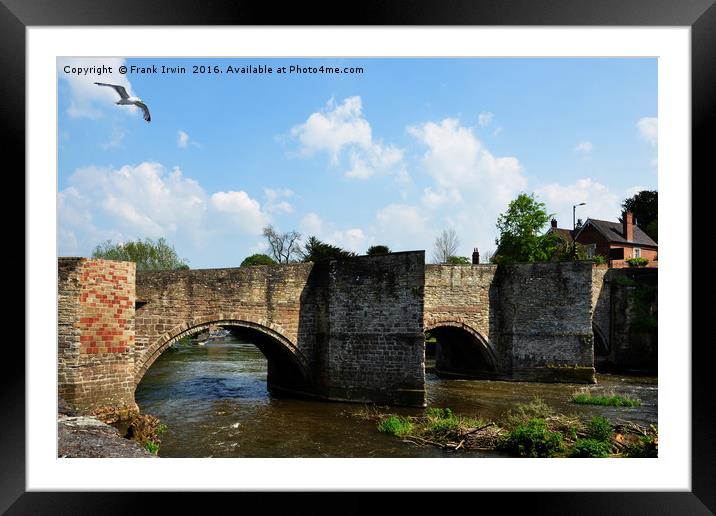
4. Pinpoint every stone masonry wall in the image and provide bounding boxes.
[322,252,426,406]
[591,265,611,352]
[424,264,500,367]
[498,261,595,382]
[58,258,137,422]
